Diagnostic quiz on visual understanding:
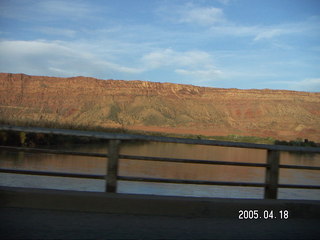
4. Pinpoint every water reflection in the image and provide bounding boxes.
[0,141,319,200]
[281,151,320,166]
